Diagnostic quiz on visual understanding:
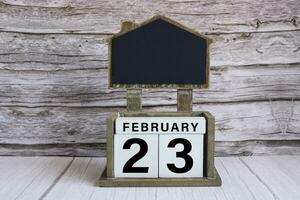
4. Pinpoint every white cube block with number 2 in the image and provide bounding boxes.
[159,134,204,177]
[114,134,158,178]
